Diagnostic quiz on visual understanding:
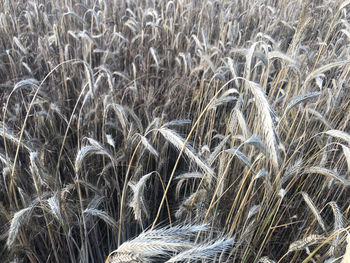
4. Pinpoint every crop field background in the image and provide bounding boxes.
[0,0,350,262]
